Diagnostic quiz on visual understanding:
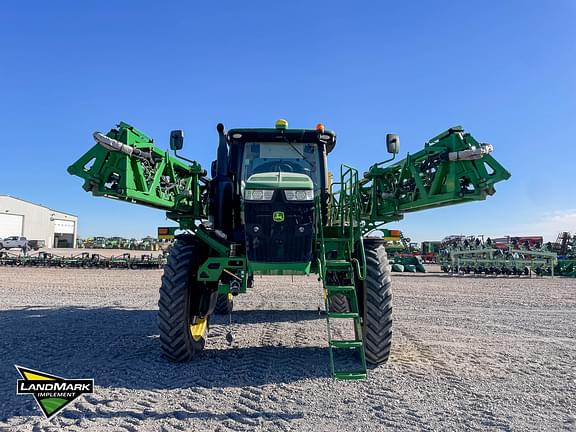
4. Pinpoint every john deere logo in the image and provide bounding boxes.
[15,366,94,420]
[273,211,285,222]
